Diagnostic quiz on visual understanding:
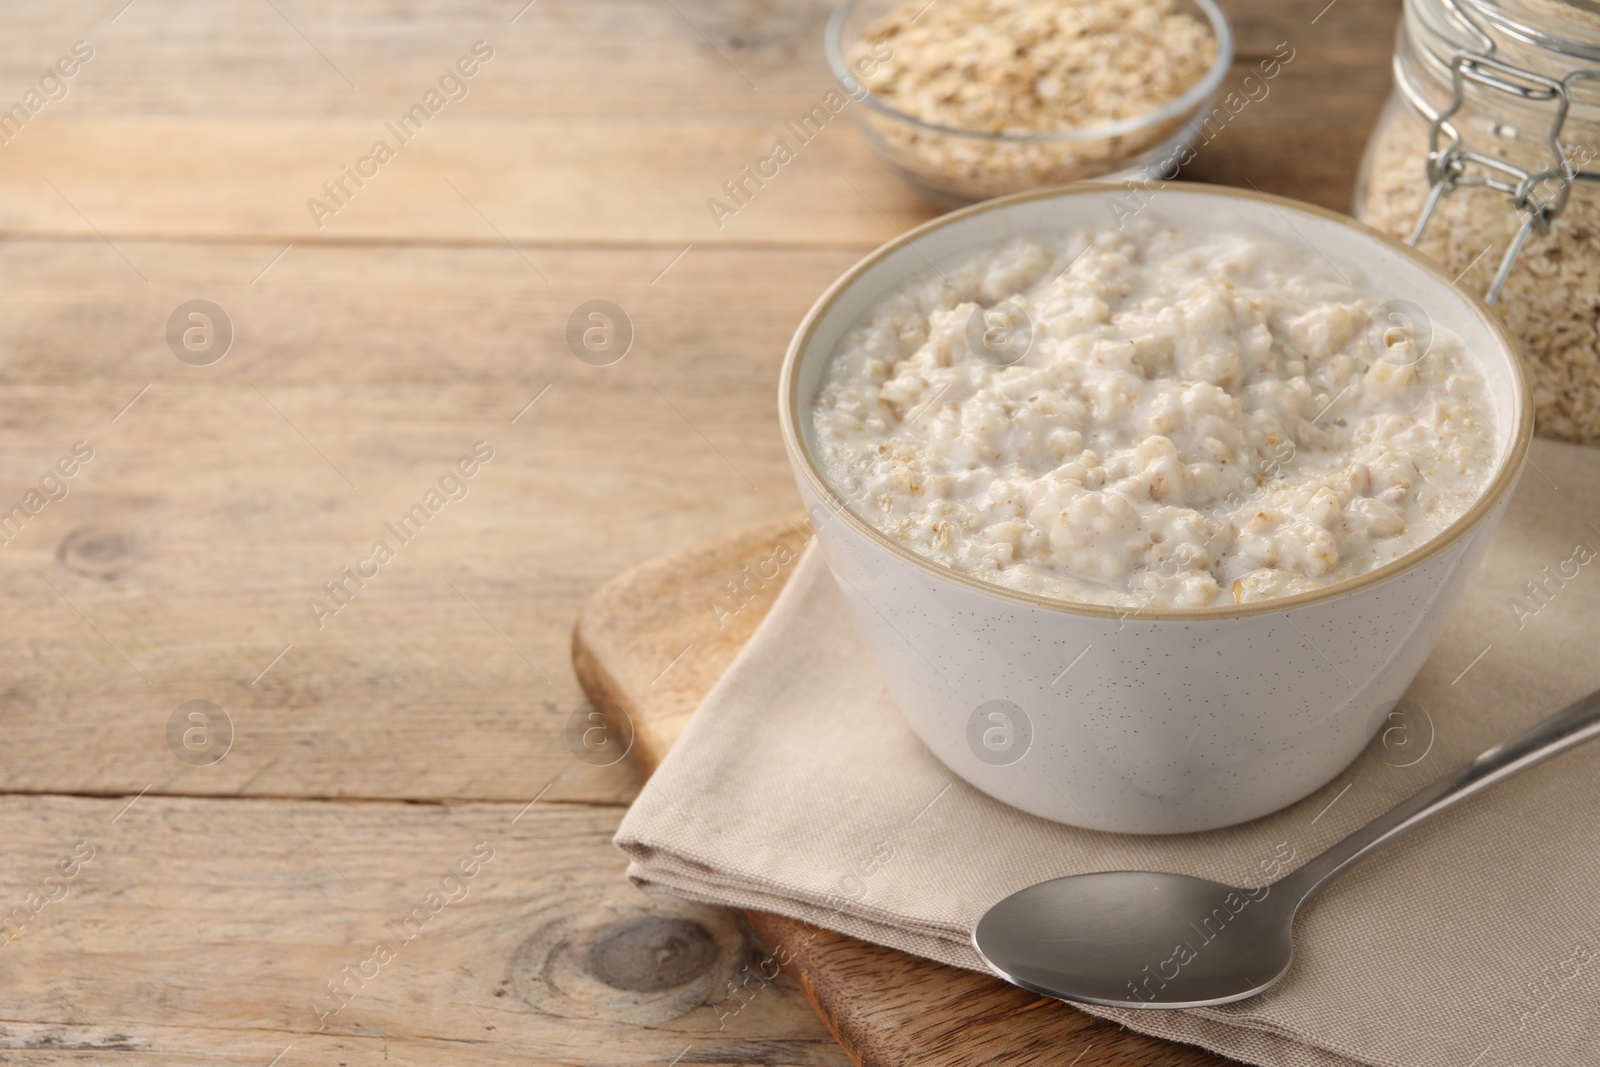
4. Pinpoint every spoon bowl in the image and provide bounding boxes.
[973,685,1600,1009]
[973,871,1295,1009]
